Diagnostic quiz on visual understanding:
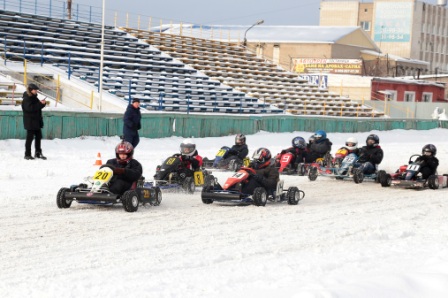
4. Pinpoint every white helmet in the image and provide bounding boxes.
[180,139,196,156]
[345,137,358,150]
